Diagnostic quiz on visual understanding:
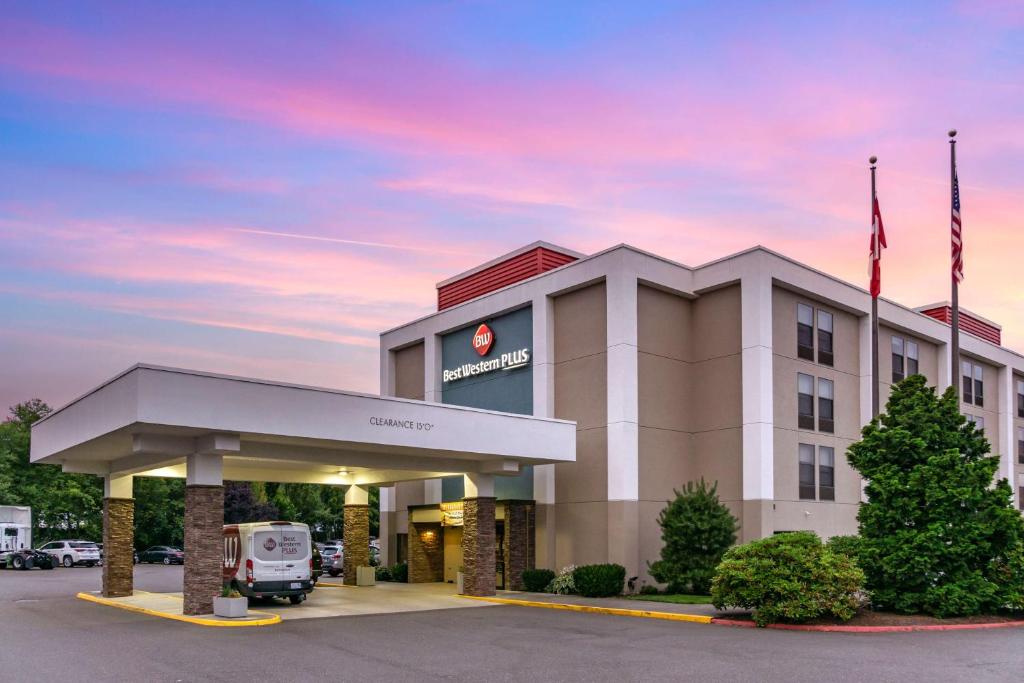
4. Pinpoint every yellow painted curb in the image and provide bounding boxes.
[314,581,357,589]
[458,595,713,624]
[76,592,281,627]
